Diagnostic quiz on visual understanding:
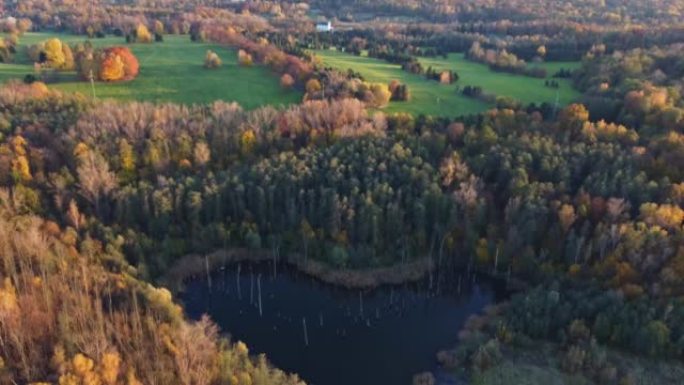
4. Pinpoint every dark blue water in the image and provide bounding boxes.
[182,264,506,385]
